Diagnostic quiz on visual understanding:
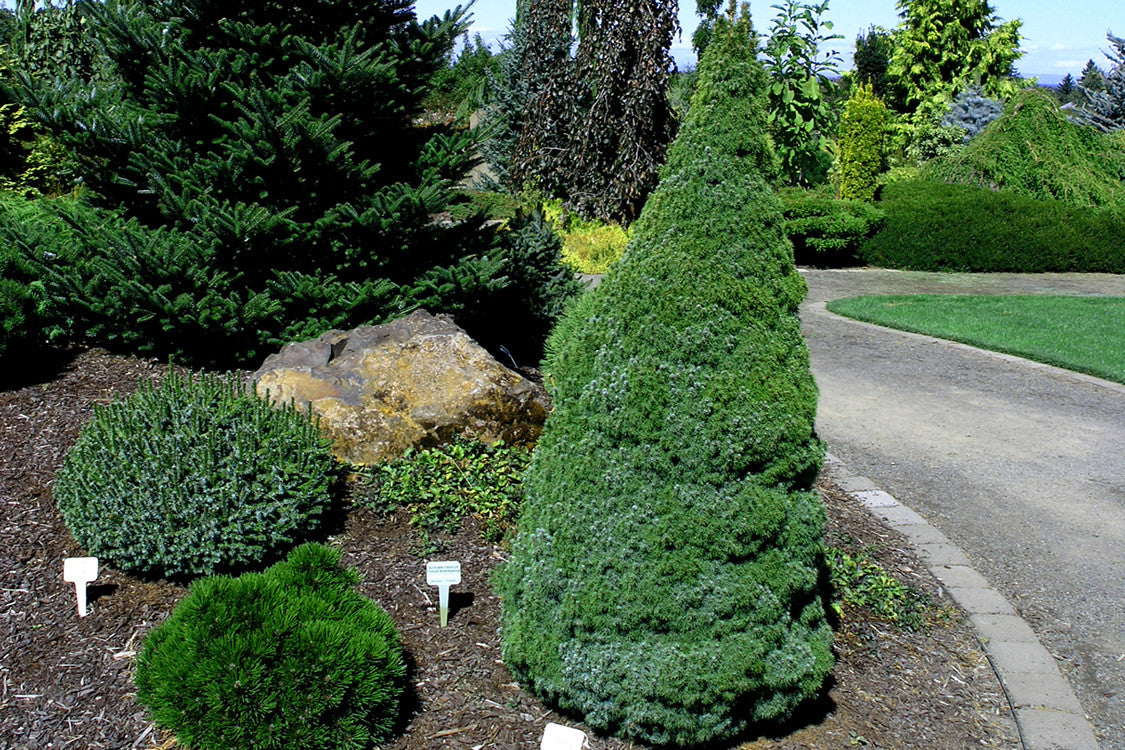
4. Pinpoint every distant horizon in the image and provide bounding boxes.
[0,0,1119,82]
[415,0,1125,81]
